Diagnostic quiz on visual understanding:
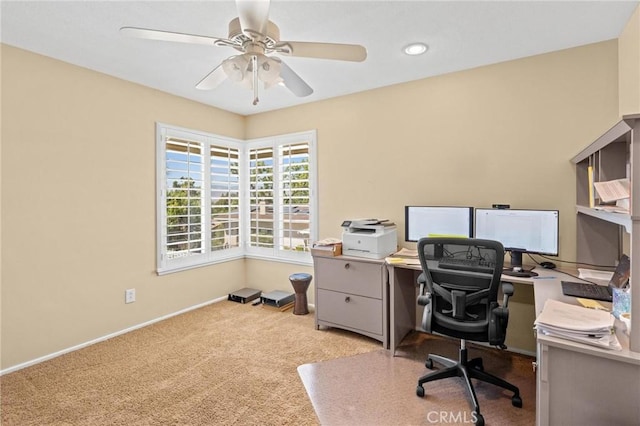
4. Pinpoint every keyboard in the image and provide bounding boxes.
[561,281,613,302]
[438,258,493,273]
